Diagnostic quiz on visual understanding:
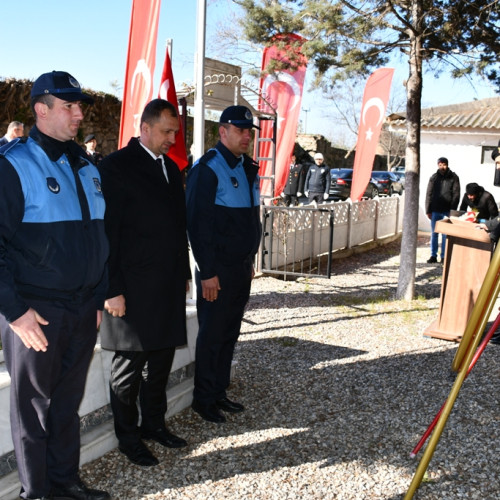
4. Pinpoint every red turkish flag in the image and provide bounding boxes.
[257,34,307,201]
[118,0,161,149]
[350,68,394,201]
[158,49,188,170]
